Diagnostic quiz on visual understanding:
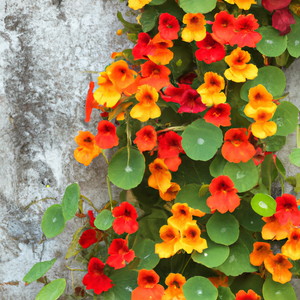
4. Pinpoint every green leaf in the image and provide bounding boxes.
[287,14,300,58]
[261,154,278,190]
[65,226,85,259]
[206,212,239,246]
[140,6,159,32]
[240,66,286,101]
[183,276,218,300]
[256,26,287,57]
[263,276,297,300]
[108,147,145,190]
[209,152,227,178]
[35,279,66,300]
[275,157,286,178]
[41,204,65,238]
[181,119,223,161]
[217,286,235,300]
[103,268,138,300]
[62,183,80,222]
[193,232,229,268]
[273,101,299,136]
[178,0,217,14]
[264,135,286,152]
[290,148,300,167]
[117,11,142,32]
[223,160,259,193]
[217,240,257,276]
[149,0,167,5]
[23,258,56,285]
[251,193,277,217]
[175,184,211,213]
[94,210,114,231]
[230,274,264,297]
[294,173,300,194]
